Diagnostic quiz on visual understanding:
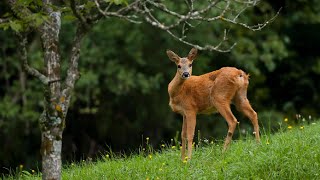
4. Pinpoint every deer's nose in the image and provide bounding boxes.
[182,72,190,78]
